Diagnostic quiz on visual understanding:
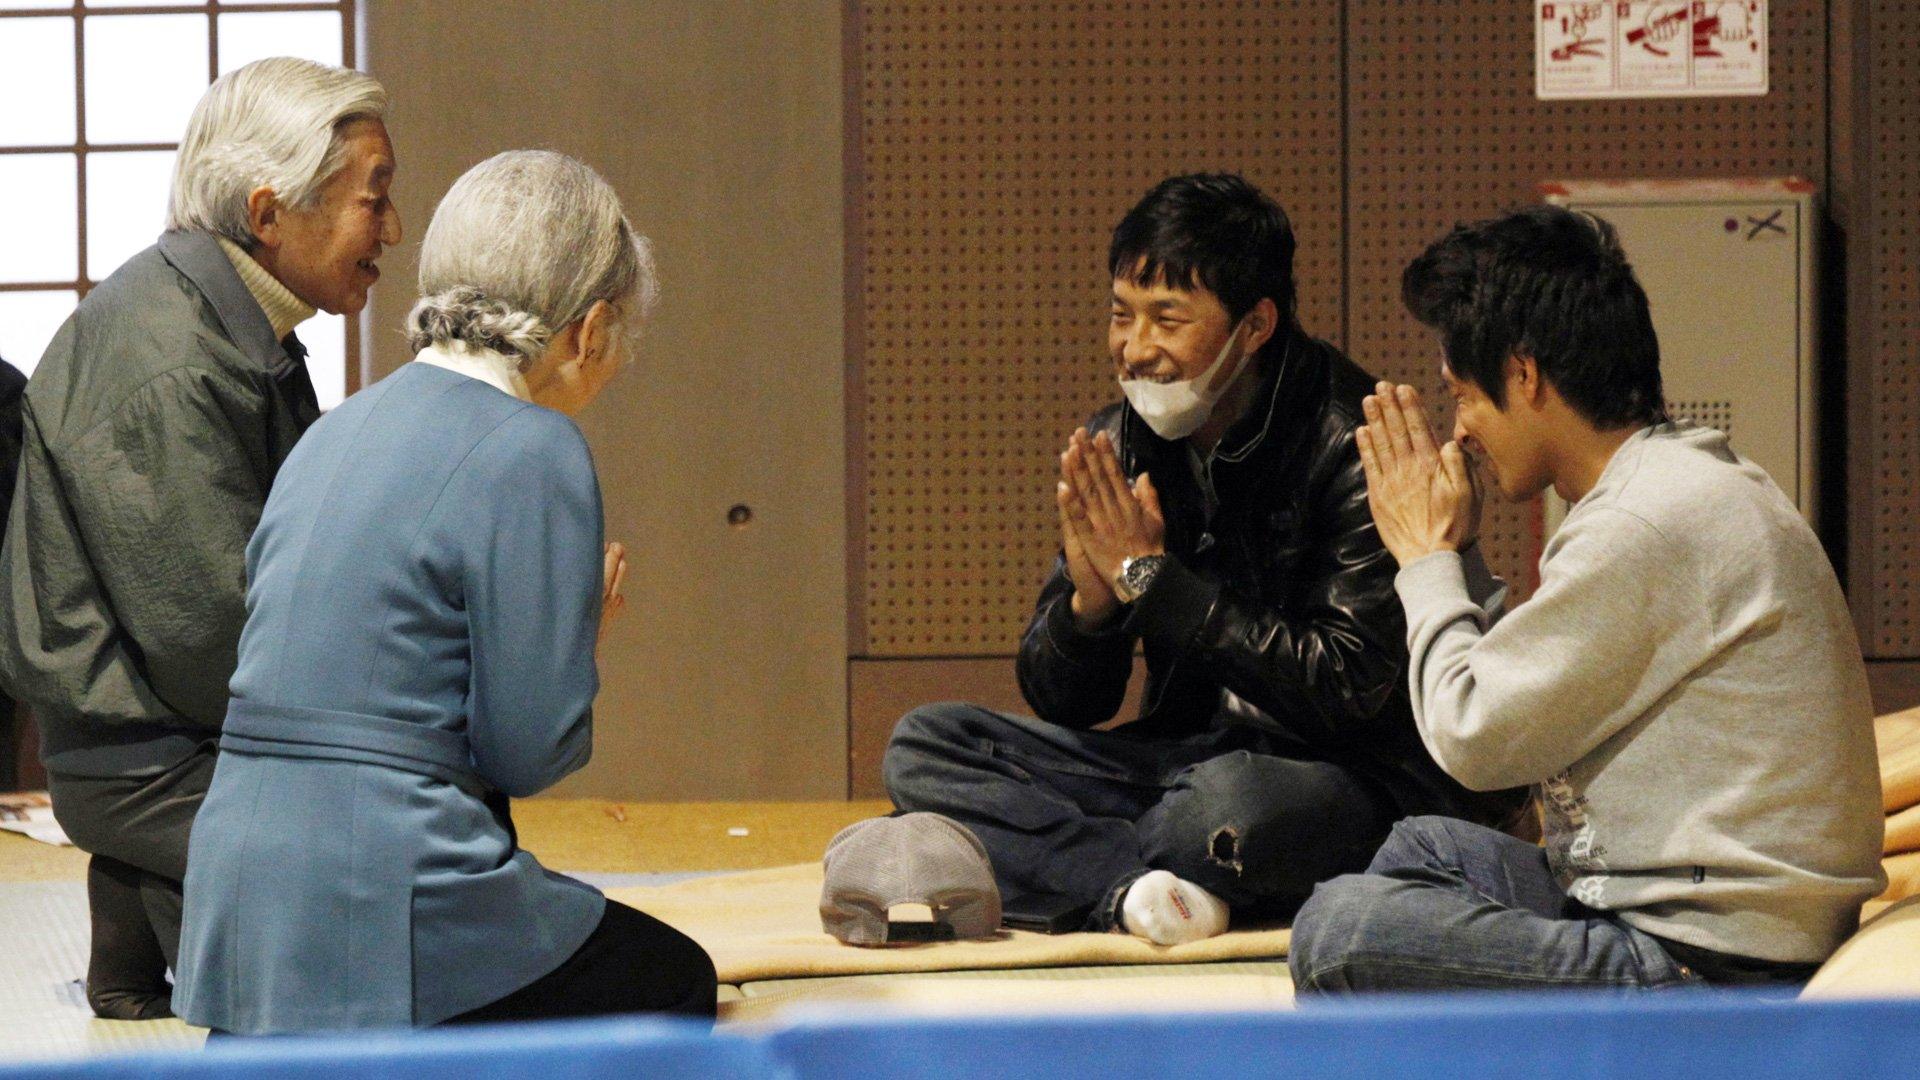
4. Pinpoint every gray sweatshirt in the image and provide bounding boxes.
[1396,422,1885,963]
